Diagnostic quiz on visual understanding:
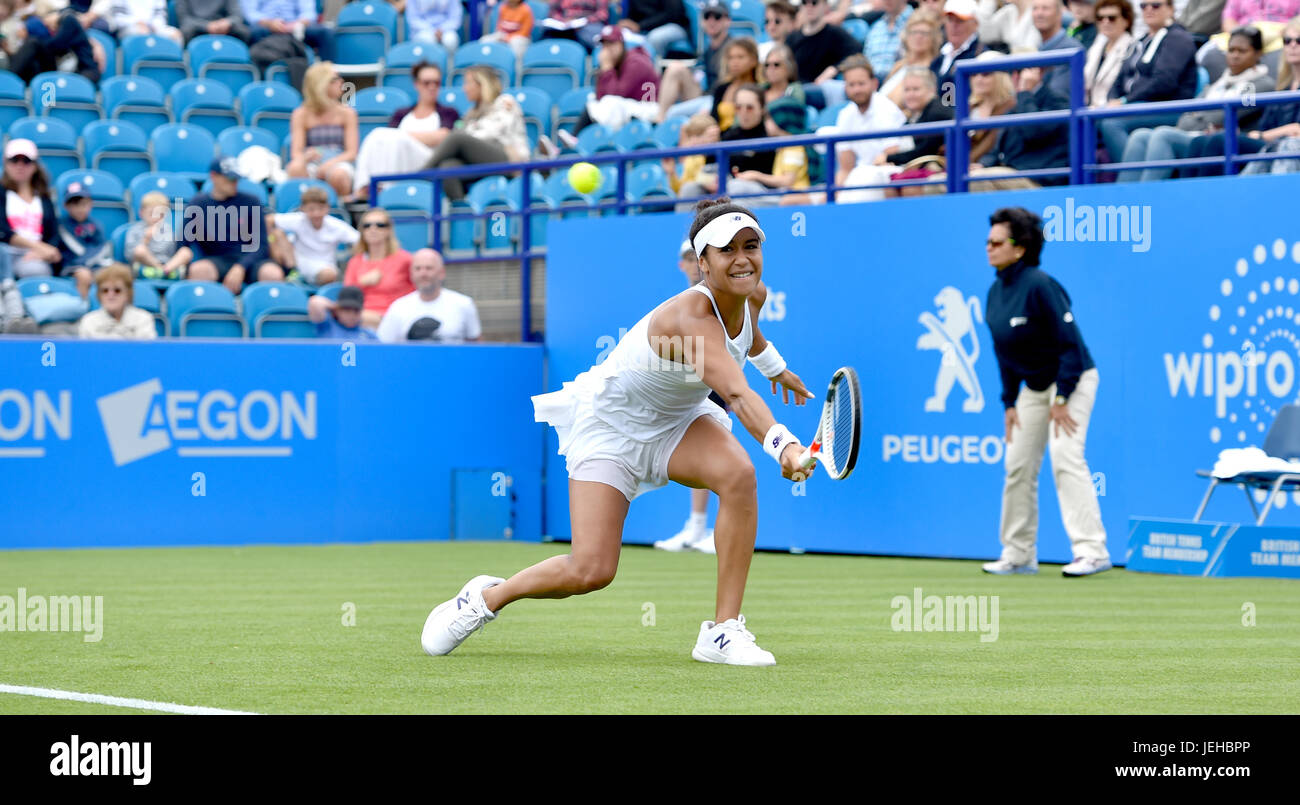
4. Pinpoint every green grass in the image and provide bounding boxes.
[1,542,1297,714]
